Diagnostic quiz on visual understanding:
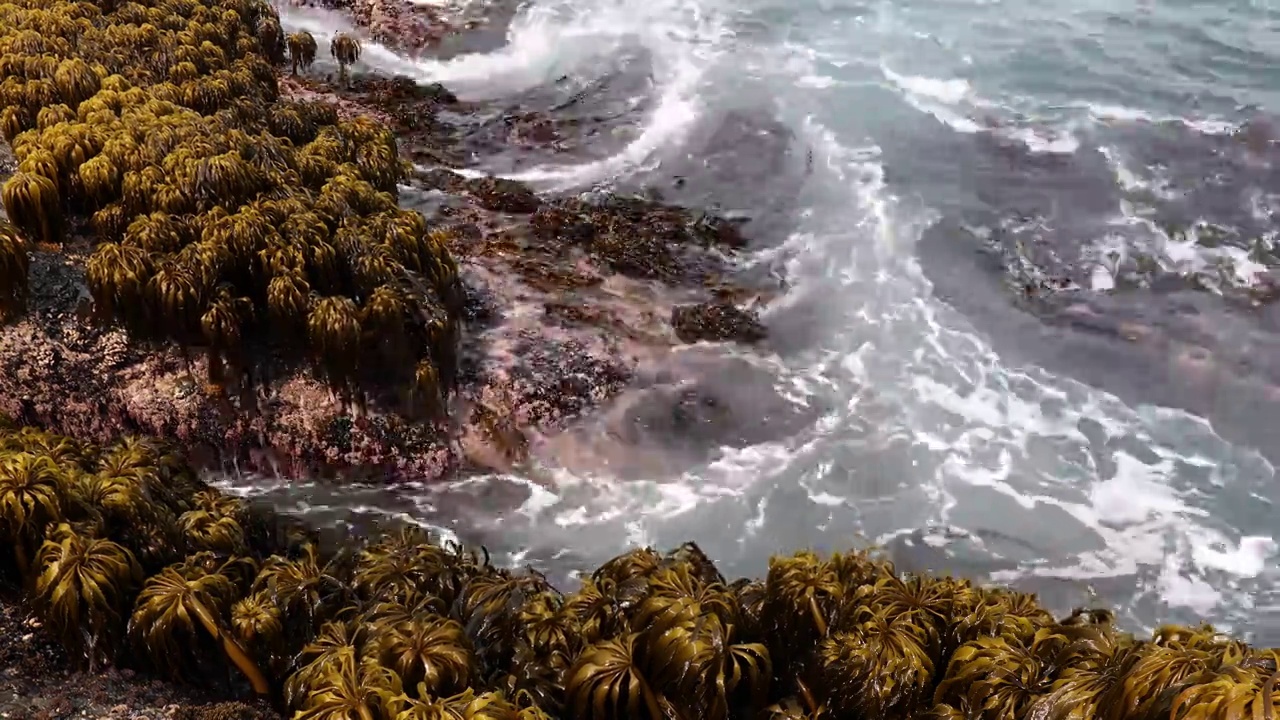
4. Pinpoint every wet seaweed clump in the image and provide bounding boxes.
[0,0,463,414]
[5,424,1280,719]
[329,32,361,88]
[670,300,766,344]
